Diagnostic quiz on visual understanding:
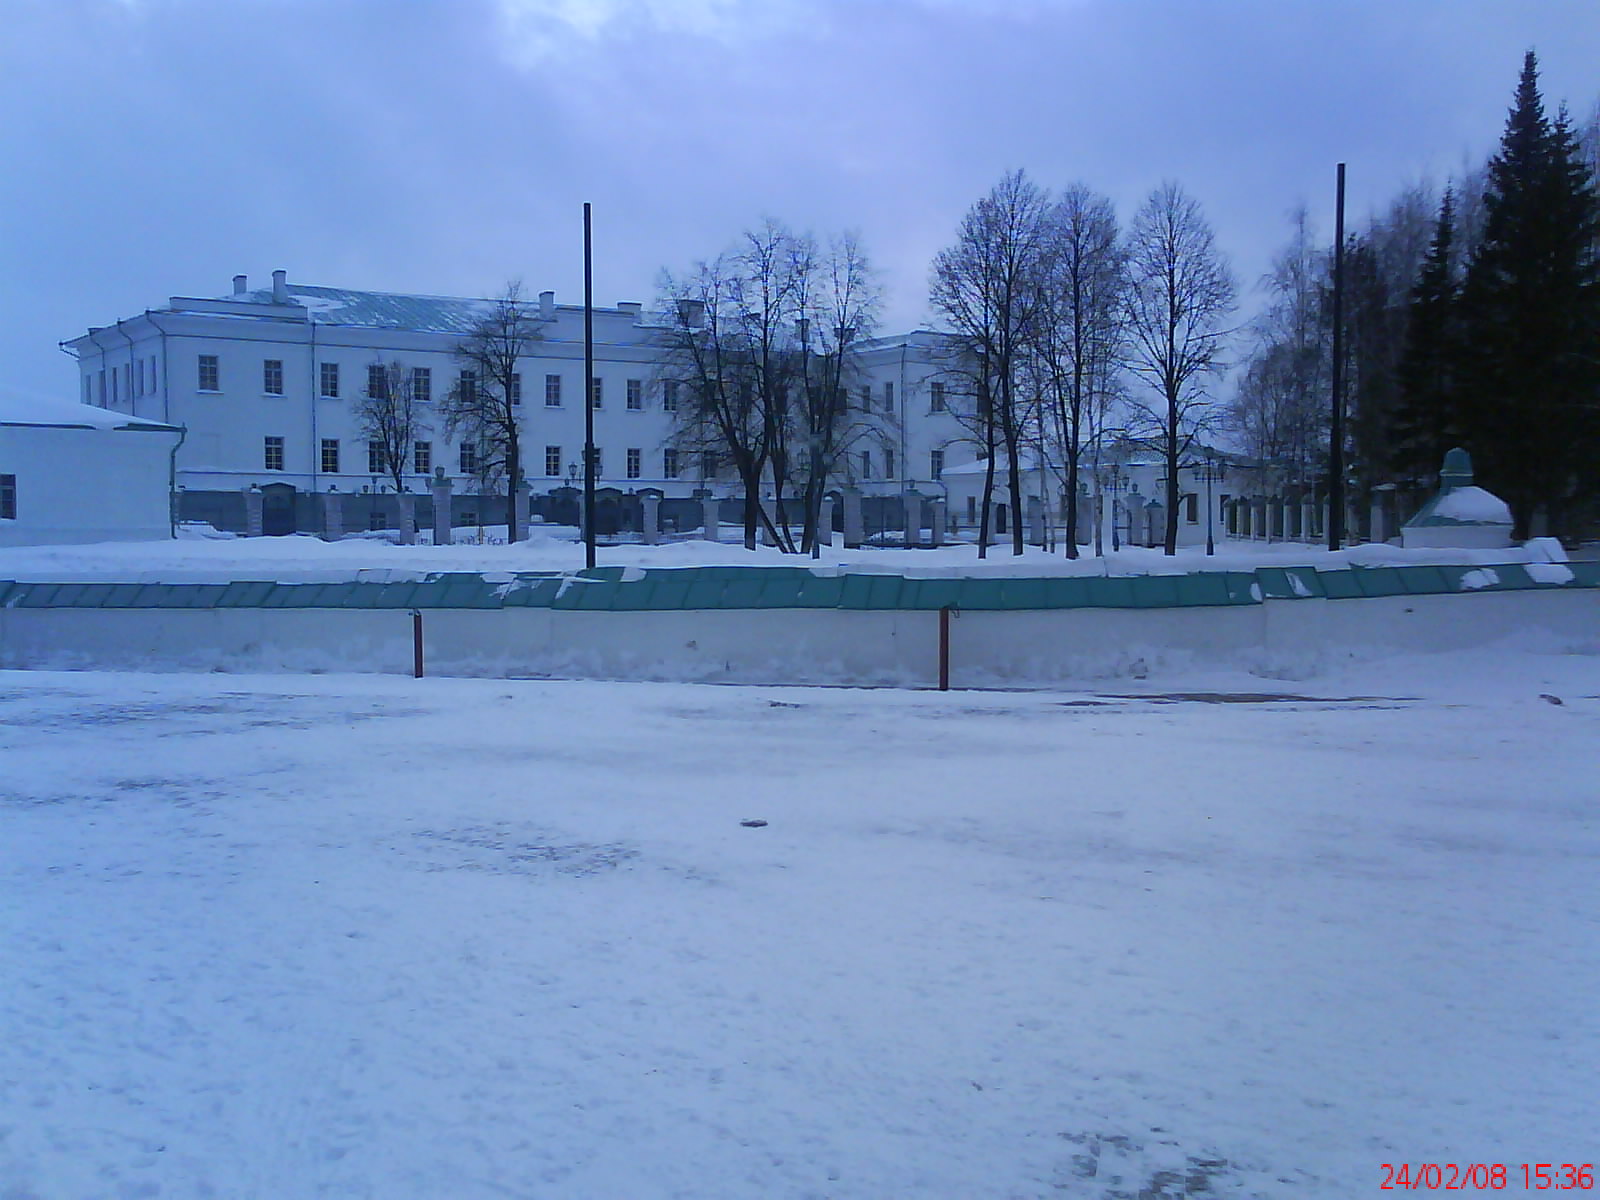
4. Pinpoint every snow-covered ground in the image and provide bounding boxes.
[3,649,1596,1198]
[0,527,1568,584]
